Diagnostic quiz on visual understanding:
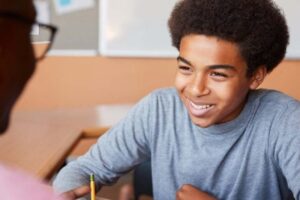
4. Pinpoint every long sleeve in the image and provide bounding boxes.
[53,92,157,198]
[269,99,300,200]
